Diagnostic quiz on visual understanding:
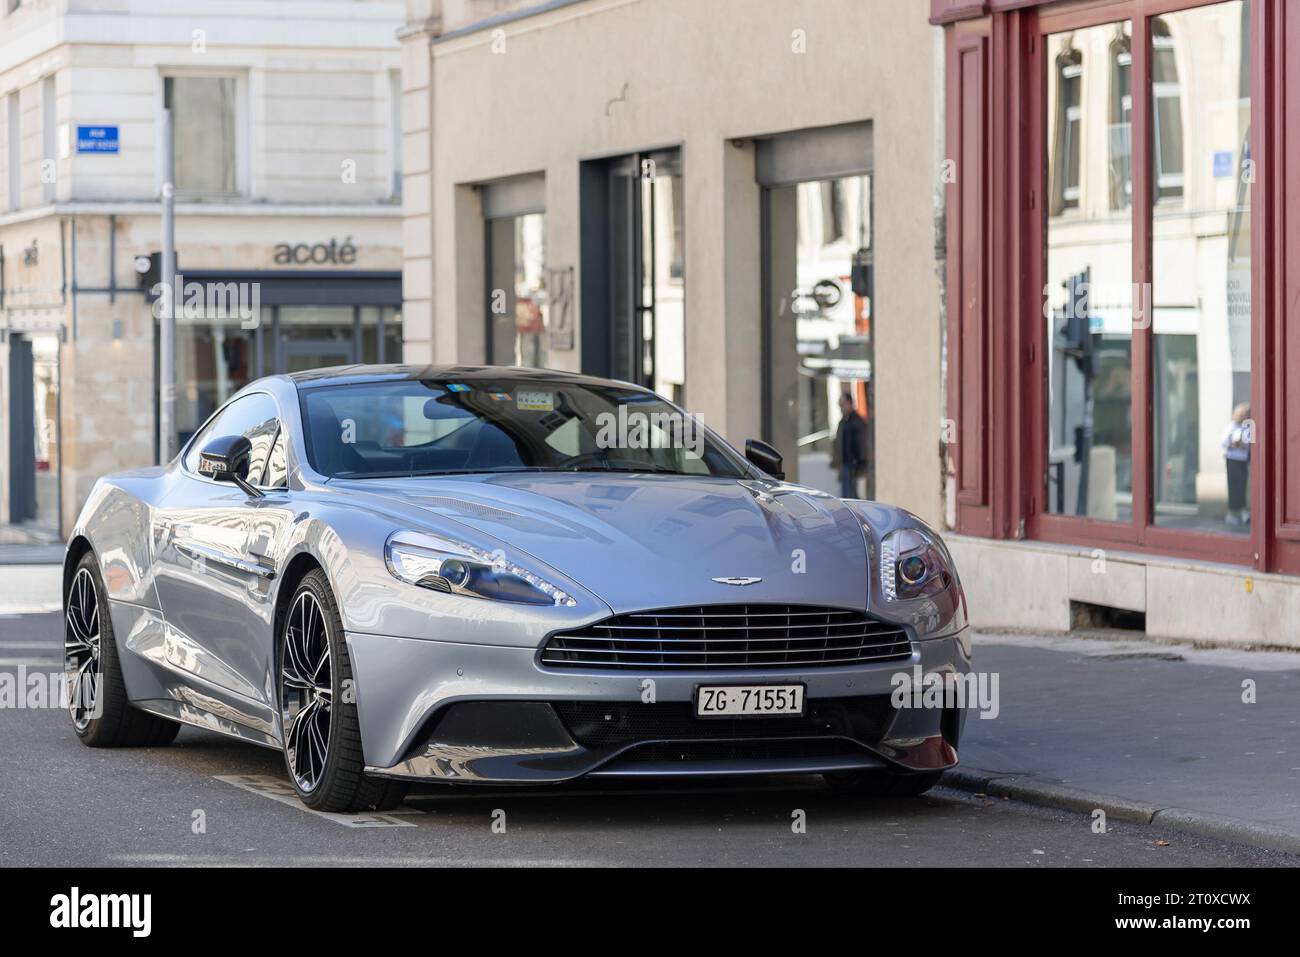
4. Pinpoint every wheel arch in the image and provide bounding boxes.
[273,551,326,643]
[63,534,97,607]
